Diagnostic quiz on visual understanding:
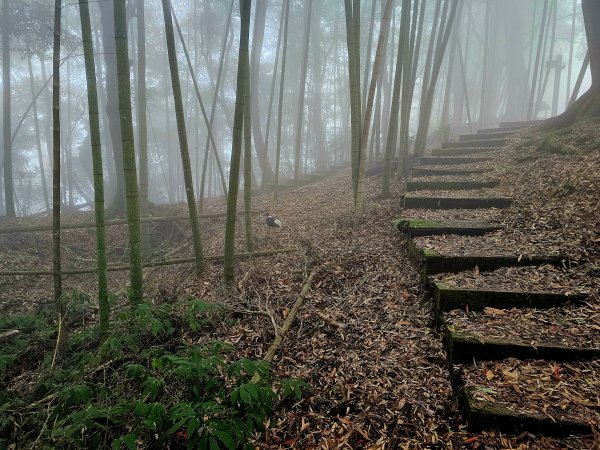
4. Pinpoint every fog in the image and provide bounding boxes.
[0,0,589,216]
